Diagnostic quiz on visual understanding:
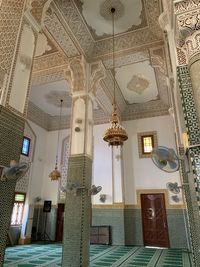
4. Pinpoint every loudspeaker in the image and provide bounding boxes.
[43,200,52,213]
